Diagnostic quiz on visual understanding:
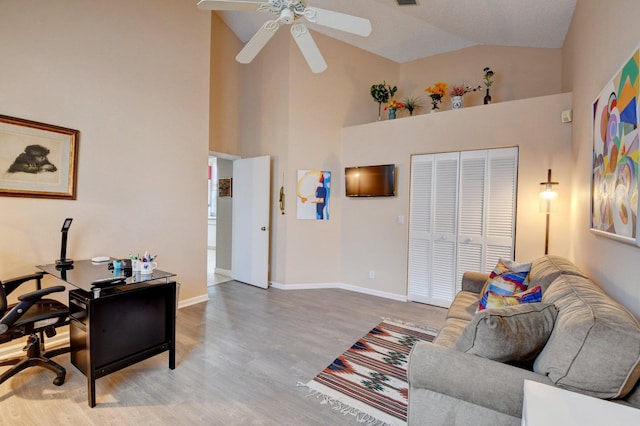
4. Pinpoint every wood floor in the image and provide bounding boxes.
[0,282,447,425]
